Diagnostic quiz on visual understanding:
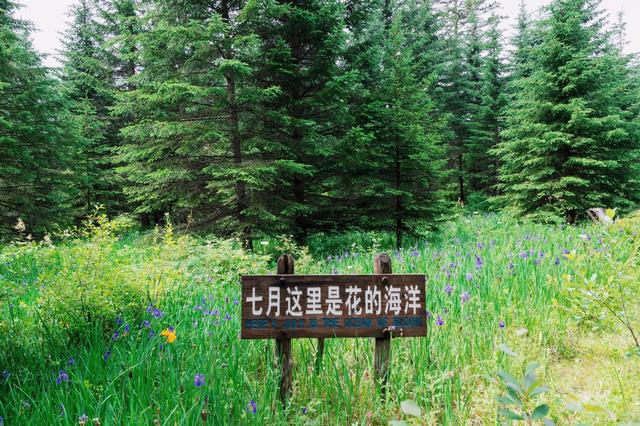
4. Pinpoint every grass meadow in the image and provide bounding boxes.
[0,213,639,425]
